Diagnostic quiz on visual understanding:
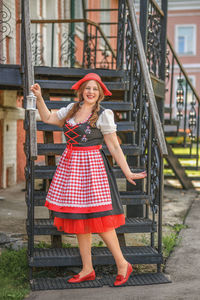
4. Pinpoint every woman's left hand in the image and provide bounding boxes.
[125,171,147,185]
